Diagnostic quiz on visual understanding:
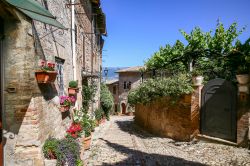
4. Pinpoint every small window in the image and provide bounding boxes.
[56,57,65,96]
[75,24,77,44]
[128,81,132,89]
[113,86,116,94]
[123,81,126,89]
